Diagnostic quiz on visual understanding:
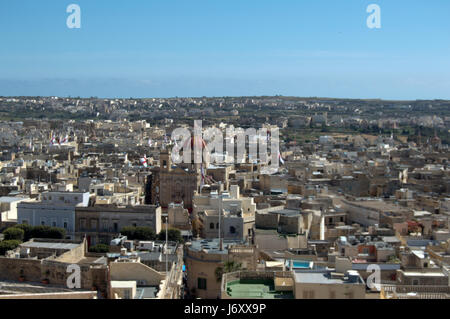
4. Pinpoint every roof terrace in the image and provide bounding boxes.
[222,271,294,299]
